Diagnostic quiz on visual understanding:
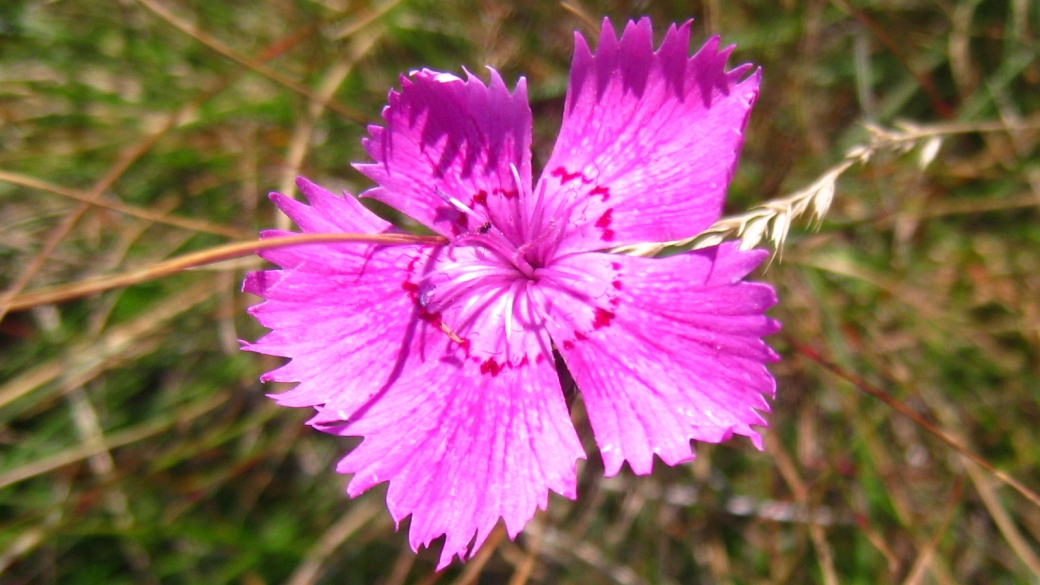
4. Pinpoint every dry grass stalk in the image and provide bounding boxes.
[0,391,230,490]
[614,119,1040,258]
[133,0,366,122]
[284,501,383,585]
[0,170,250,238]
[276,28,385,230]
[765,430,839,585]
[0,280,217,411]
[795,342,1040,511]
[6,232,447,312]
